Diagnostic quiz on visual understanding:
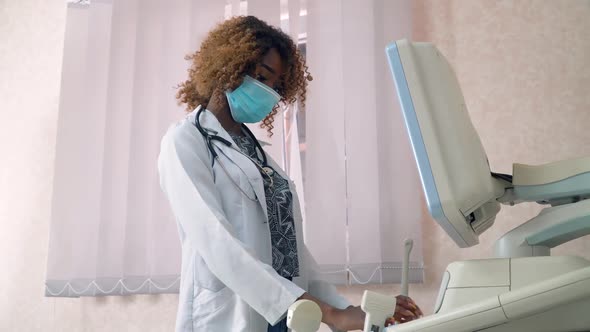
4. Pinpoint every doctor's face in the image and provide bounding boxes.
[250,48,285,94]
